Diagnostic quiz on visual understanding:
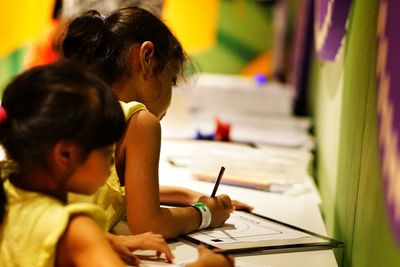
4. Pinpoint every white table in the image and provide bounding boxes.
[145,140,339,267]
